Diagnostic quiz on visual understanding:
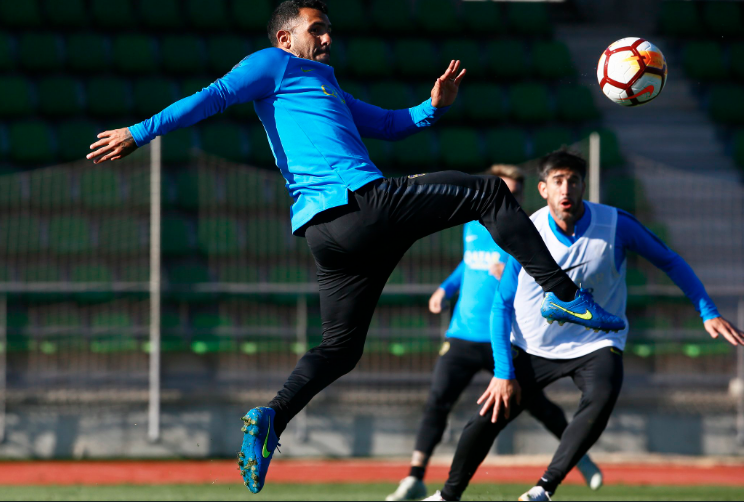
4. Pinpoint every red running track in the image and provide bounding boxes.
[0,460,743,486]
